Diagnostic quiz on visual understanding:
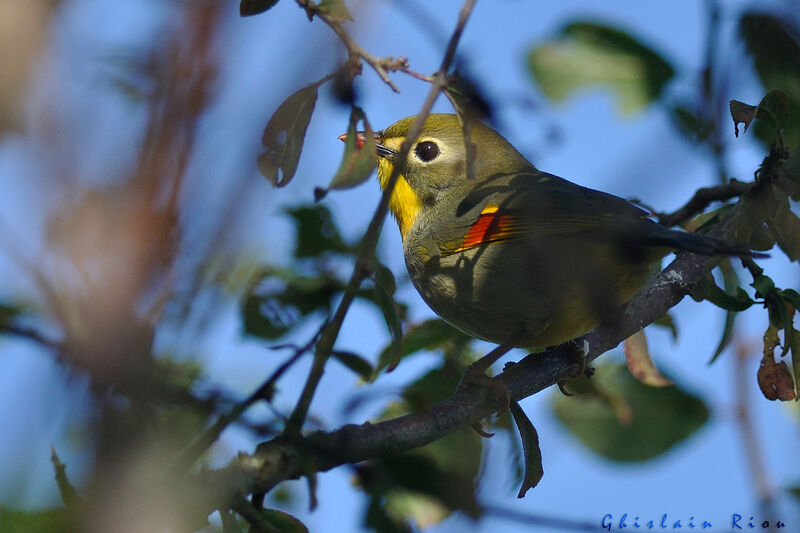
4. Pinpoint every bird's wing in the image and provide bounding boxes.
[438,171,653,255]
